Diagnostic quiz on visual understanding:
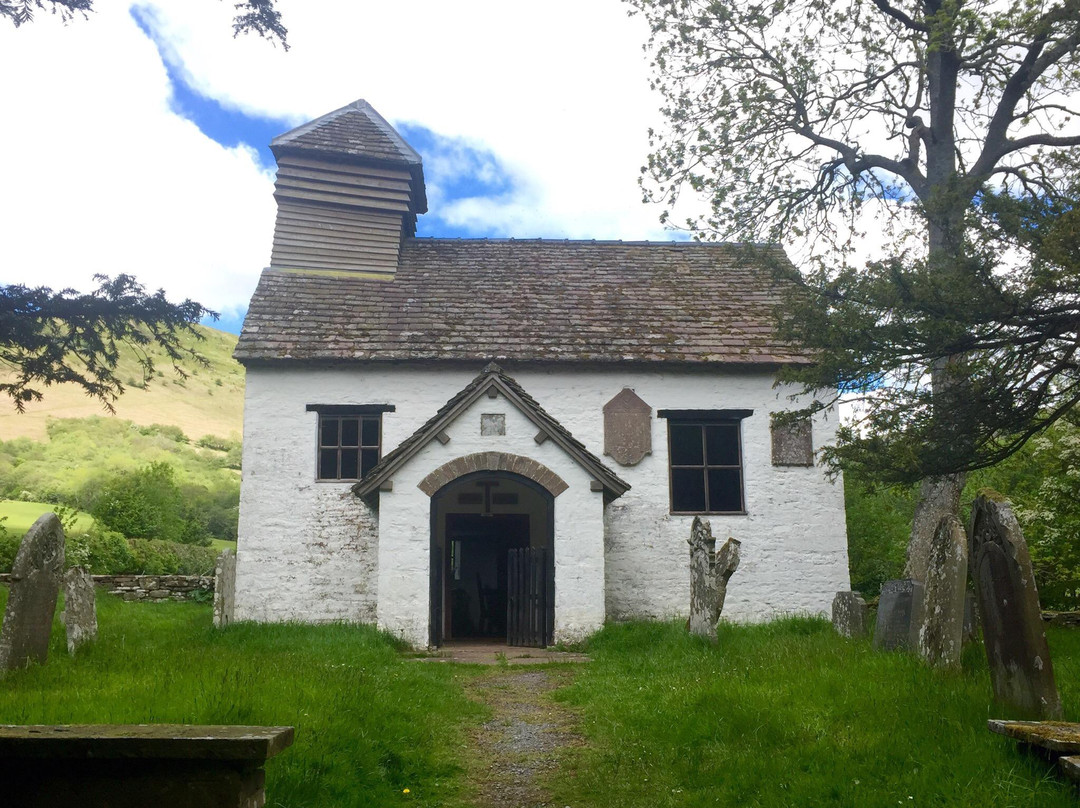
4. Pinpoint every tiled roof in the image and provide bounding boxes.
[235,239,809,365]
[352,363,630,501]
[271,100,421,165]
